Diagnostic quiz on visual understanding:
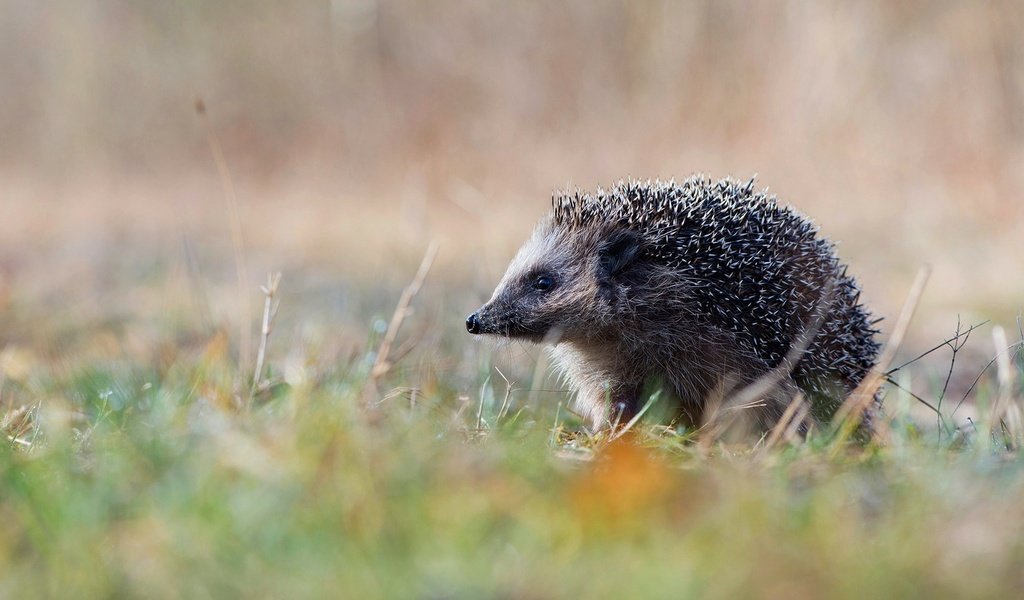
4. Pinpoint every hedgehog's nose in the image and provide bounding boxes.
[466,313,482,334]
